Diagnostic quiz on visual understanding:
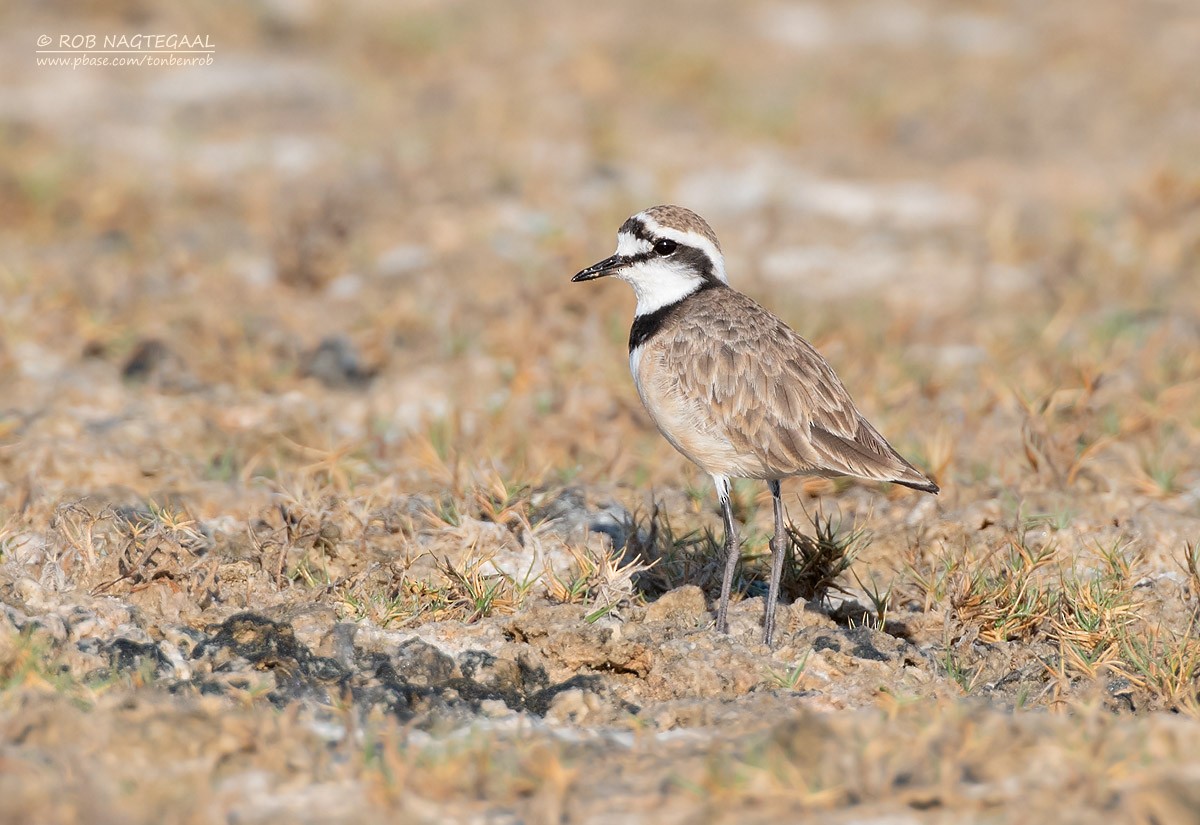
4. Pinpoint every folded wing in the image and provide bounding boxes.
[662,290,938,492]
